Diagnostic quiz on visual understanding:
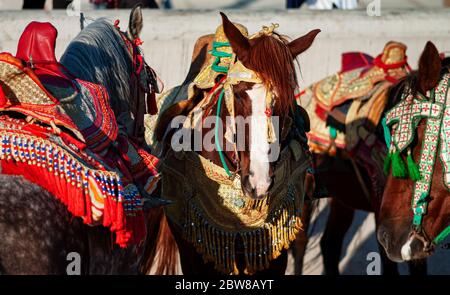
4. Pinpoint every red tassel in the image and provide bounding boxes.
[73,181,86,217]
[102,194,112,227]
[315,104,328,121]
[107,194,117,230]
[135,55,144,75]
[115,198,124,230]
[134,38,143,46]
[0,84,7,107]
[82,187,92,224]
[147,92,158,115]
[60,132,86,151]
